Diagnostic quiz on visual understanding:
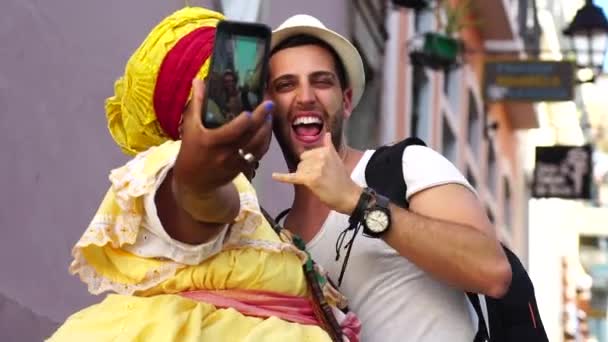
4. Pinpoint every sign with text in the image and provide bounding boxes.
[484,60,575,102]
[532,145,593,200]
